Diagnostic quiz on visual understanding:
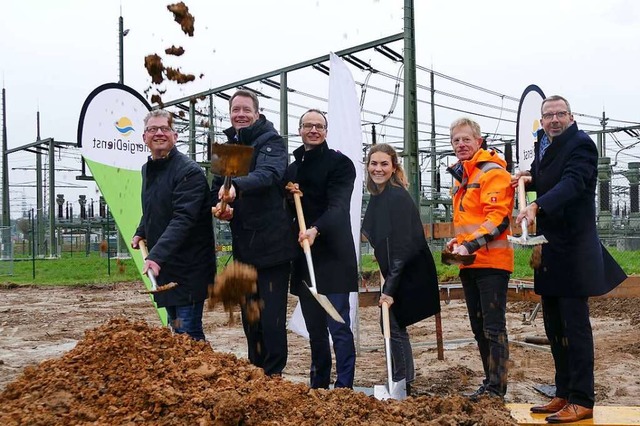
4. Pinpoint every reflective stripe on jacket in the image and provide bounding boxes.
[449,149,514,272]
